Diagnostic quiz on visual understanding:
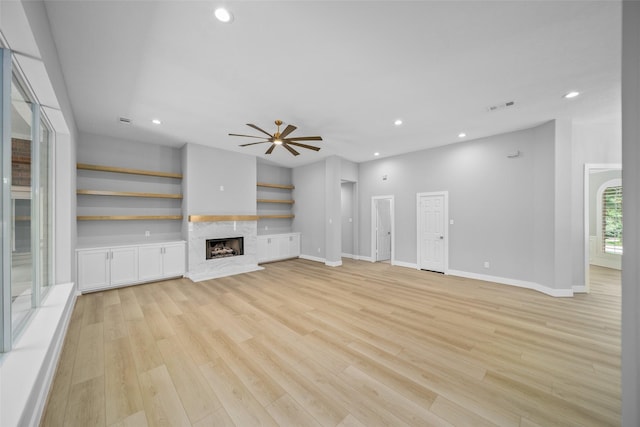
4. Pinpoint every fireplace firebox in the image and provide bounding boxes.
[206,237,244,260]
